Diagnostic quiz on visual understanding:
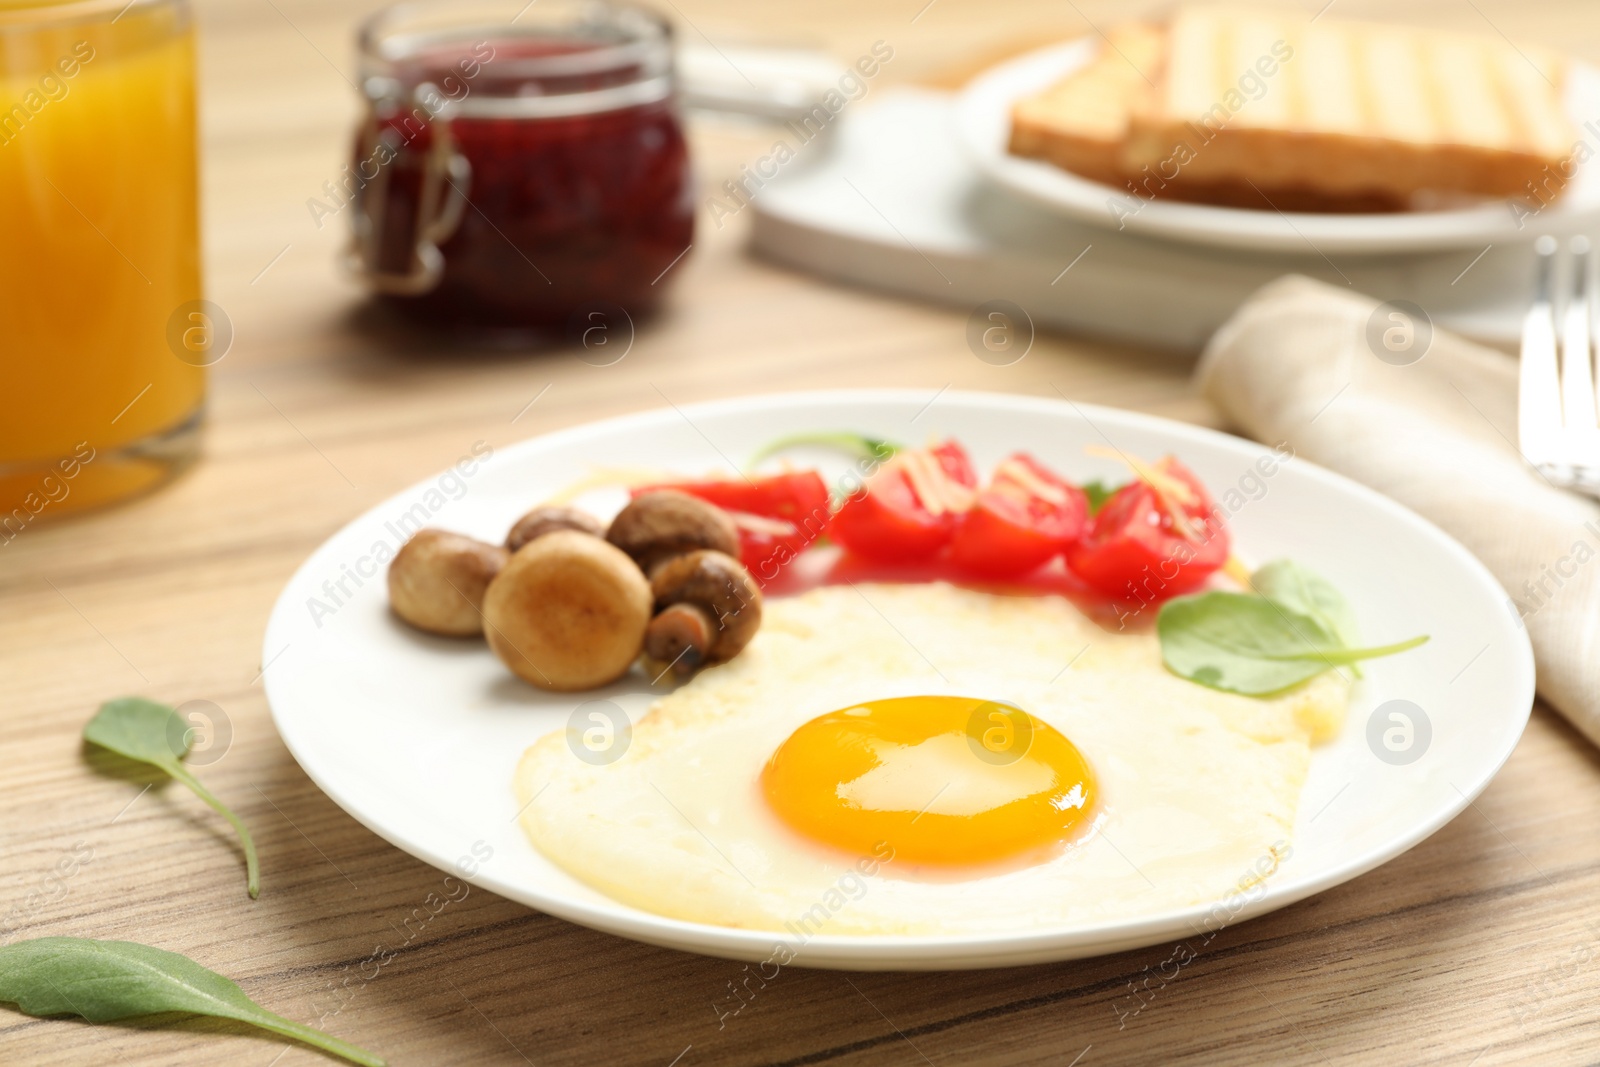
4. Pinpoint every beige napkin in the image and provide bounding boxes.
[1197,274,1600,744]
